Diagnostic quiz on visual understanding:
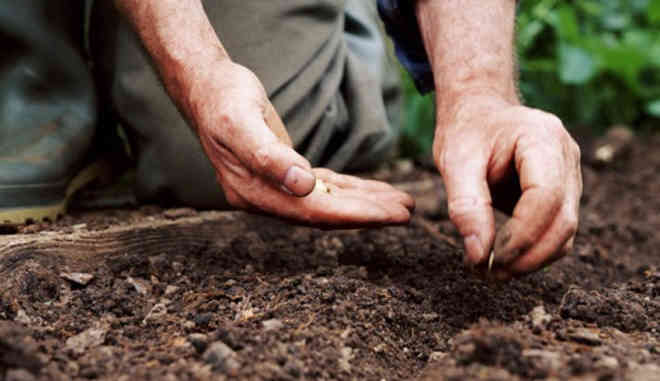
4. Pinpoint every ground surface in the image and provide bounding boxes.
[1,134,659,381]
